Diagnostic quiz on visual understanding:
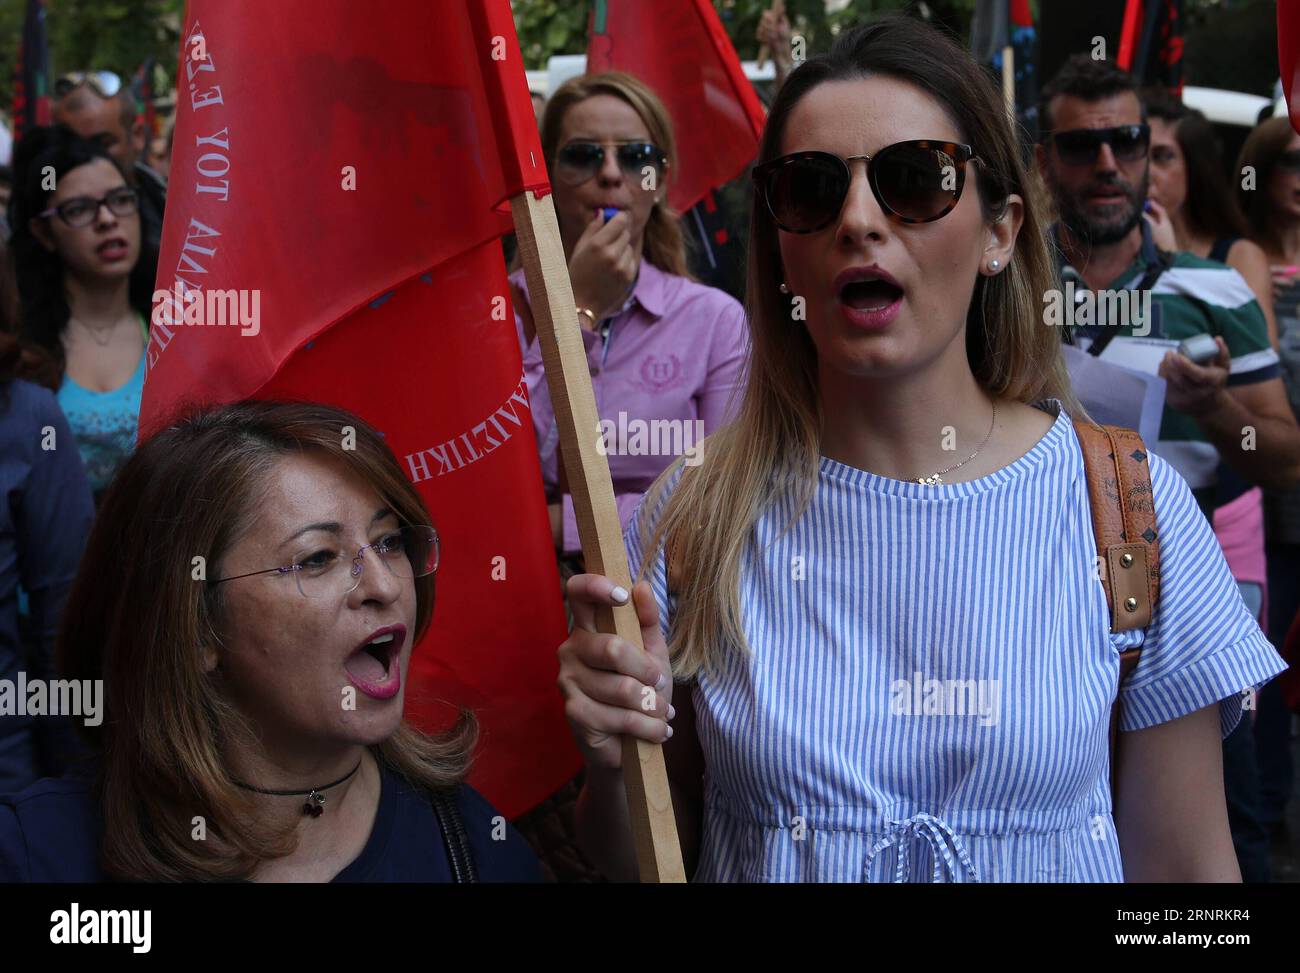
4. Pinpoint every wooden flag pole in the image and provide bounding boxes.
[1001,44,1015,119]
[510,190,686,884]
